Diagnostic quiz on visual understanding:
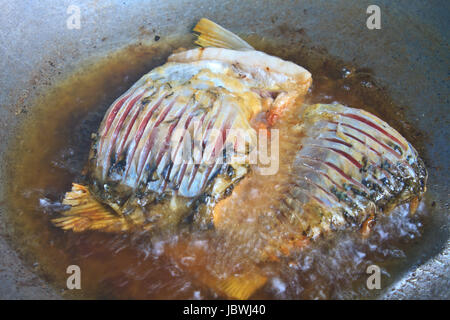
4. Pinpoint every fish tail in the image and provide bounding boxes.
[52,183,129,232]
[165,239,267,299]
[203,271,267,300]
[193,18,254,50]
